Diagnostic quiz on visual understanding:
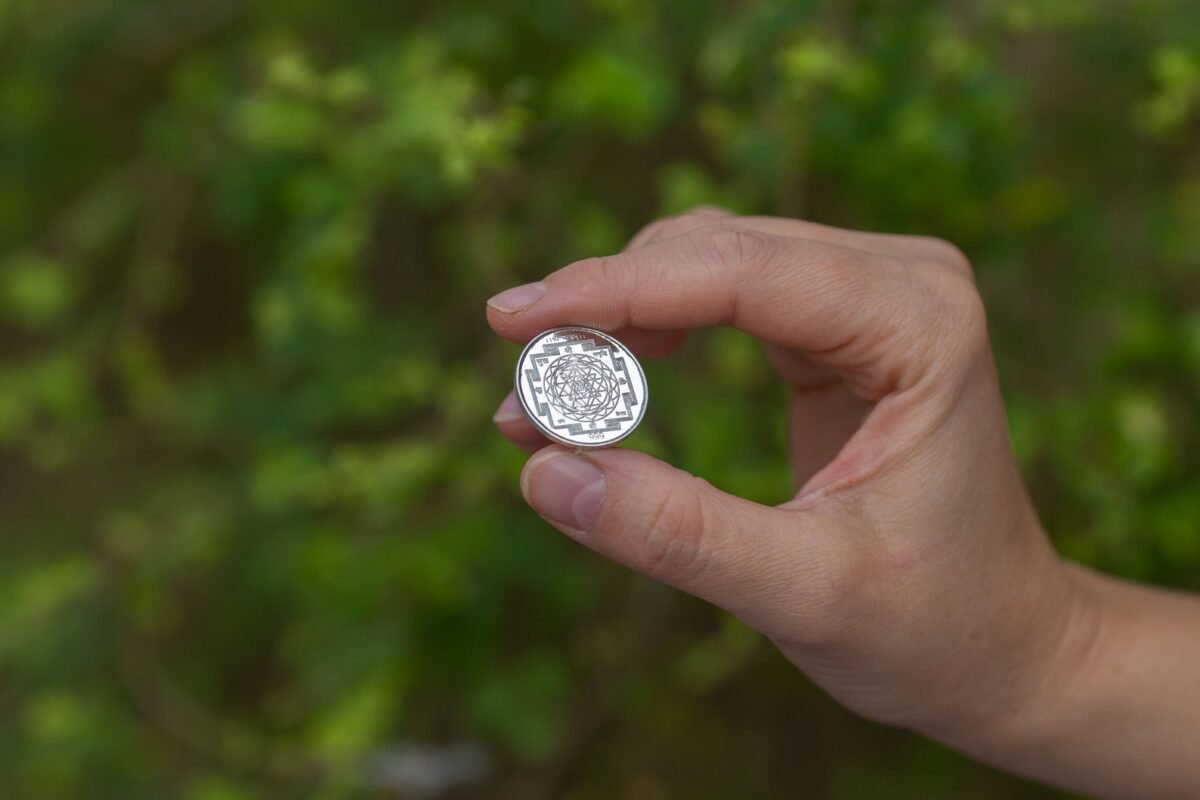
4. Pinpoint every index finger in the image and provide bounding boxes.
[486,223,940,396]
